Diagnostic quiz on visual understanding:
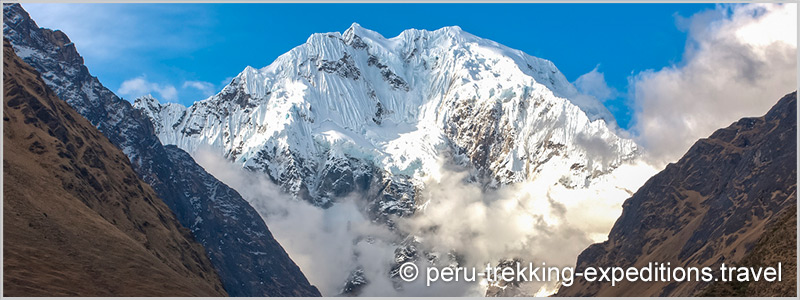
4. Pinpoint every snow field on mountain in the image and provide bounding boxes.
[137,23,658,295]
